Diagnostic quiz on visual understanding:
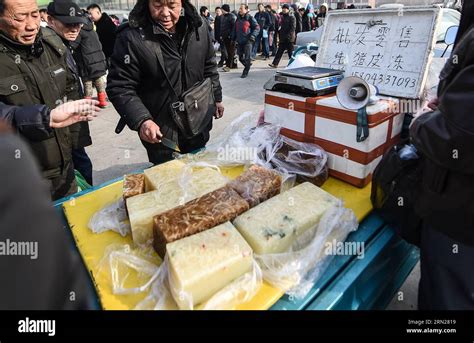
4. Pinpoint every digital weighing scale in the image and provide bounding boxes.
[264,66,344,96]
